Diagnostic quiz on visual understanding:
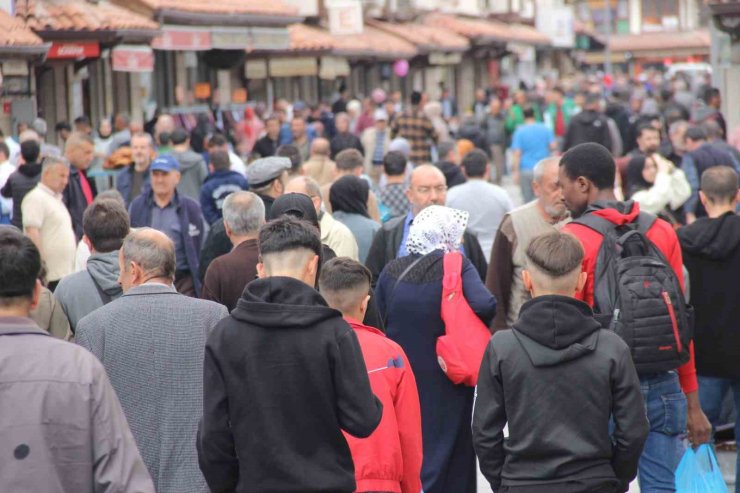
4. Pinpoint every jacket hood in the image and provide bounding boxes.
[513,295,602,367]
[679,212,740,260]
[232,276,341,328]
[18,162,41,178]
[204,169,242,184]
[585,200,640,226]
[87,250,123,295]
[172,150,204,171]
